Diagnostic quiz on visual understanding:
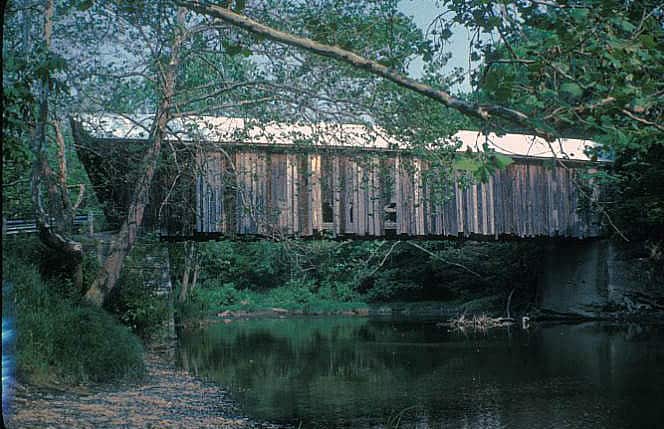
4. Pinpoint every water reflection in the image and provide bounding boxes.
[177,318,664,428]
